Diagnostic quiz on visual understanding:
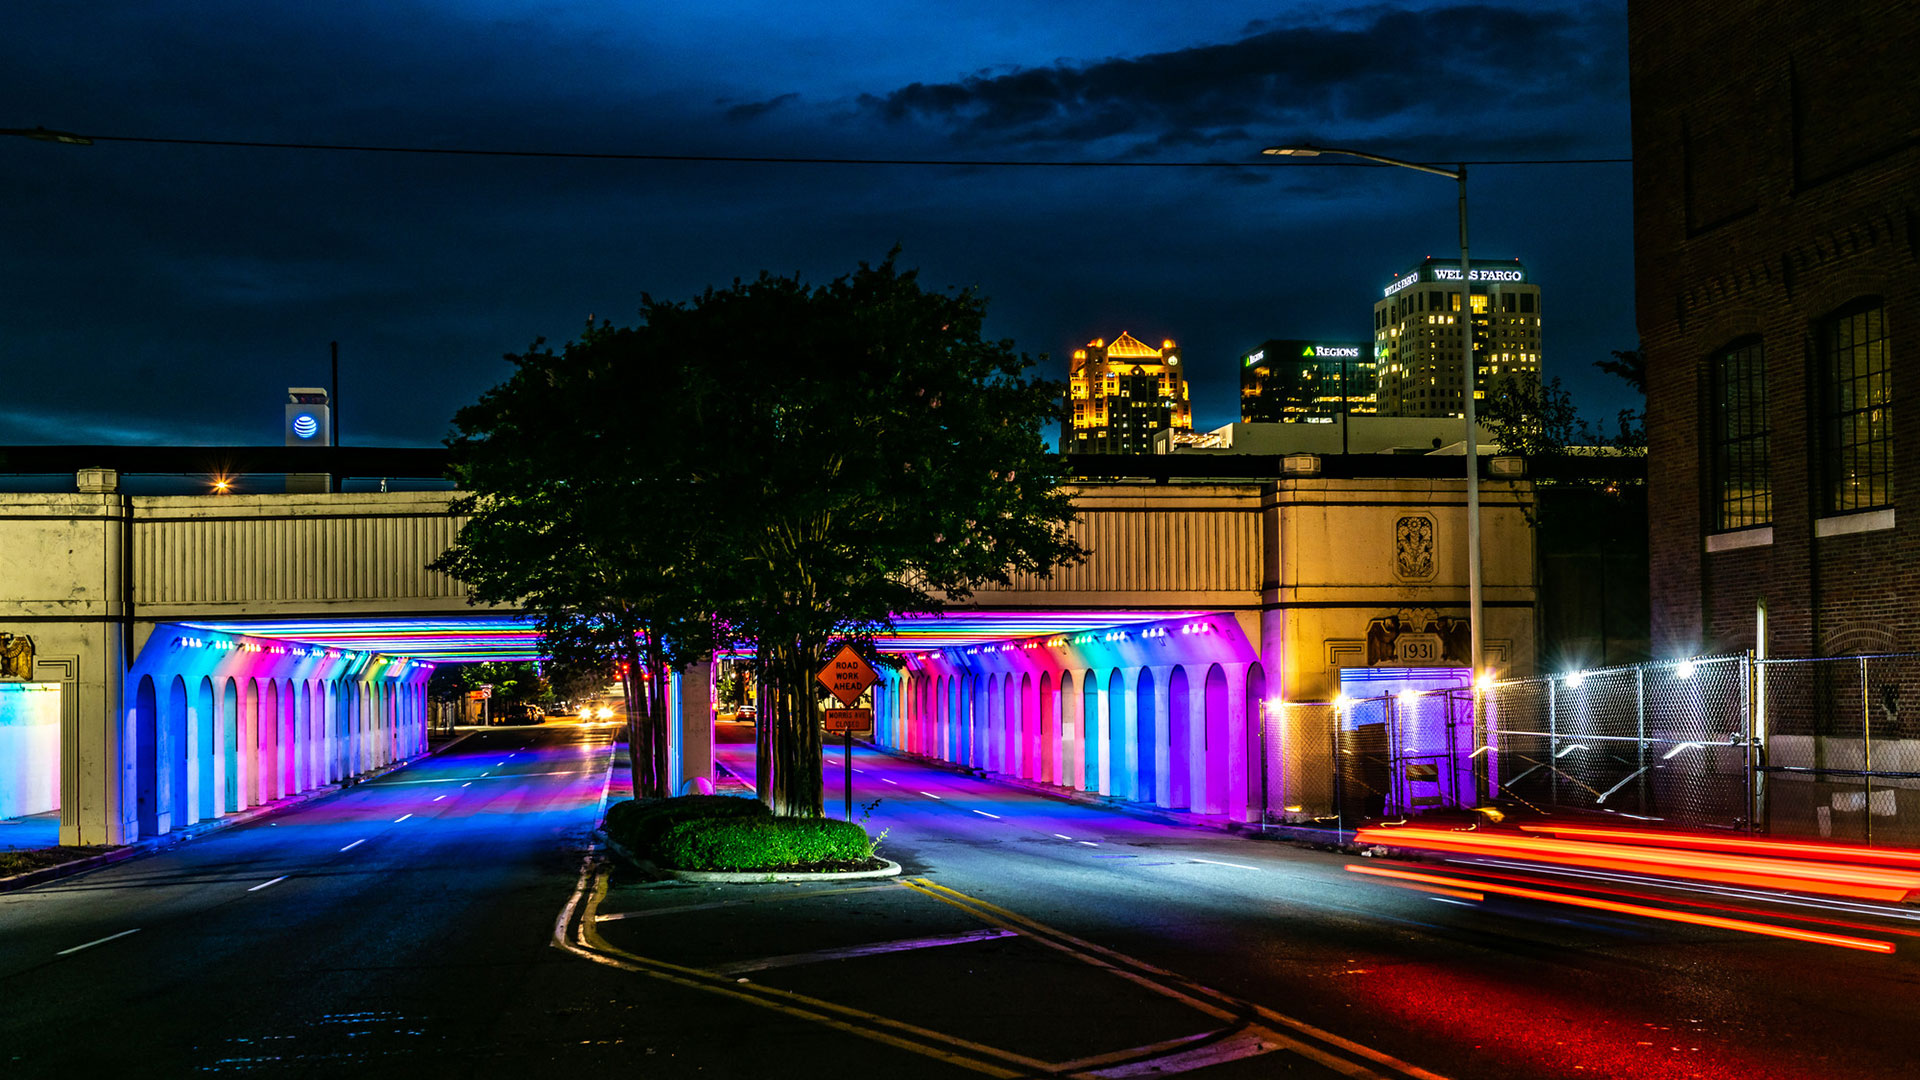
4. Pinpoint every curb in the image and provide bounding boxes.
[600,834,902,883]
[0,729,478,895]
